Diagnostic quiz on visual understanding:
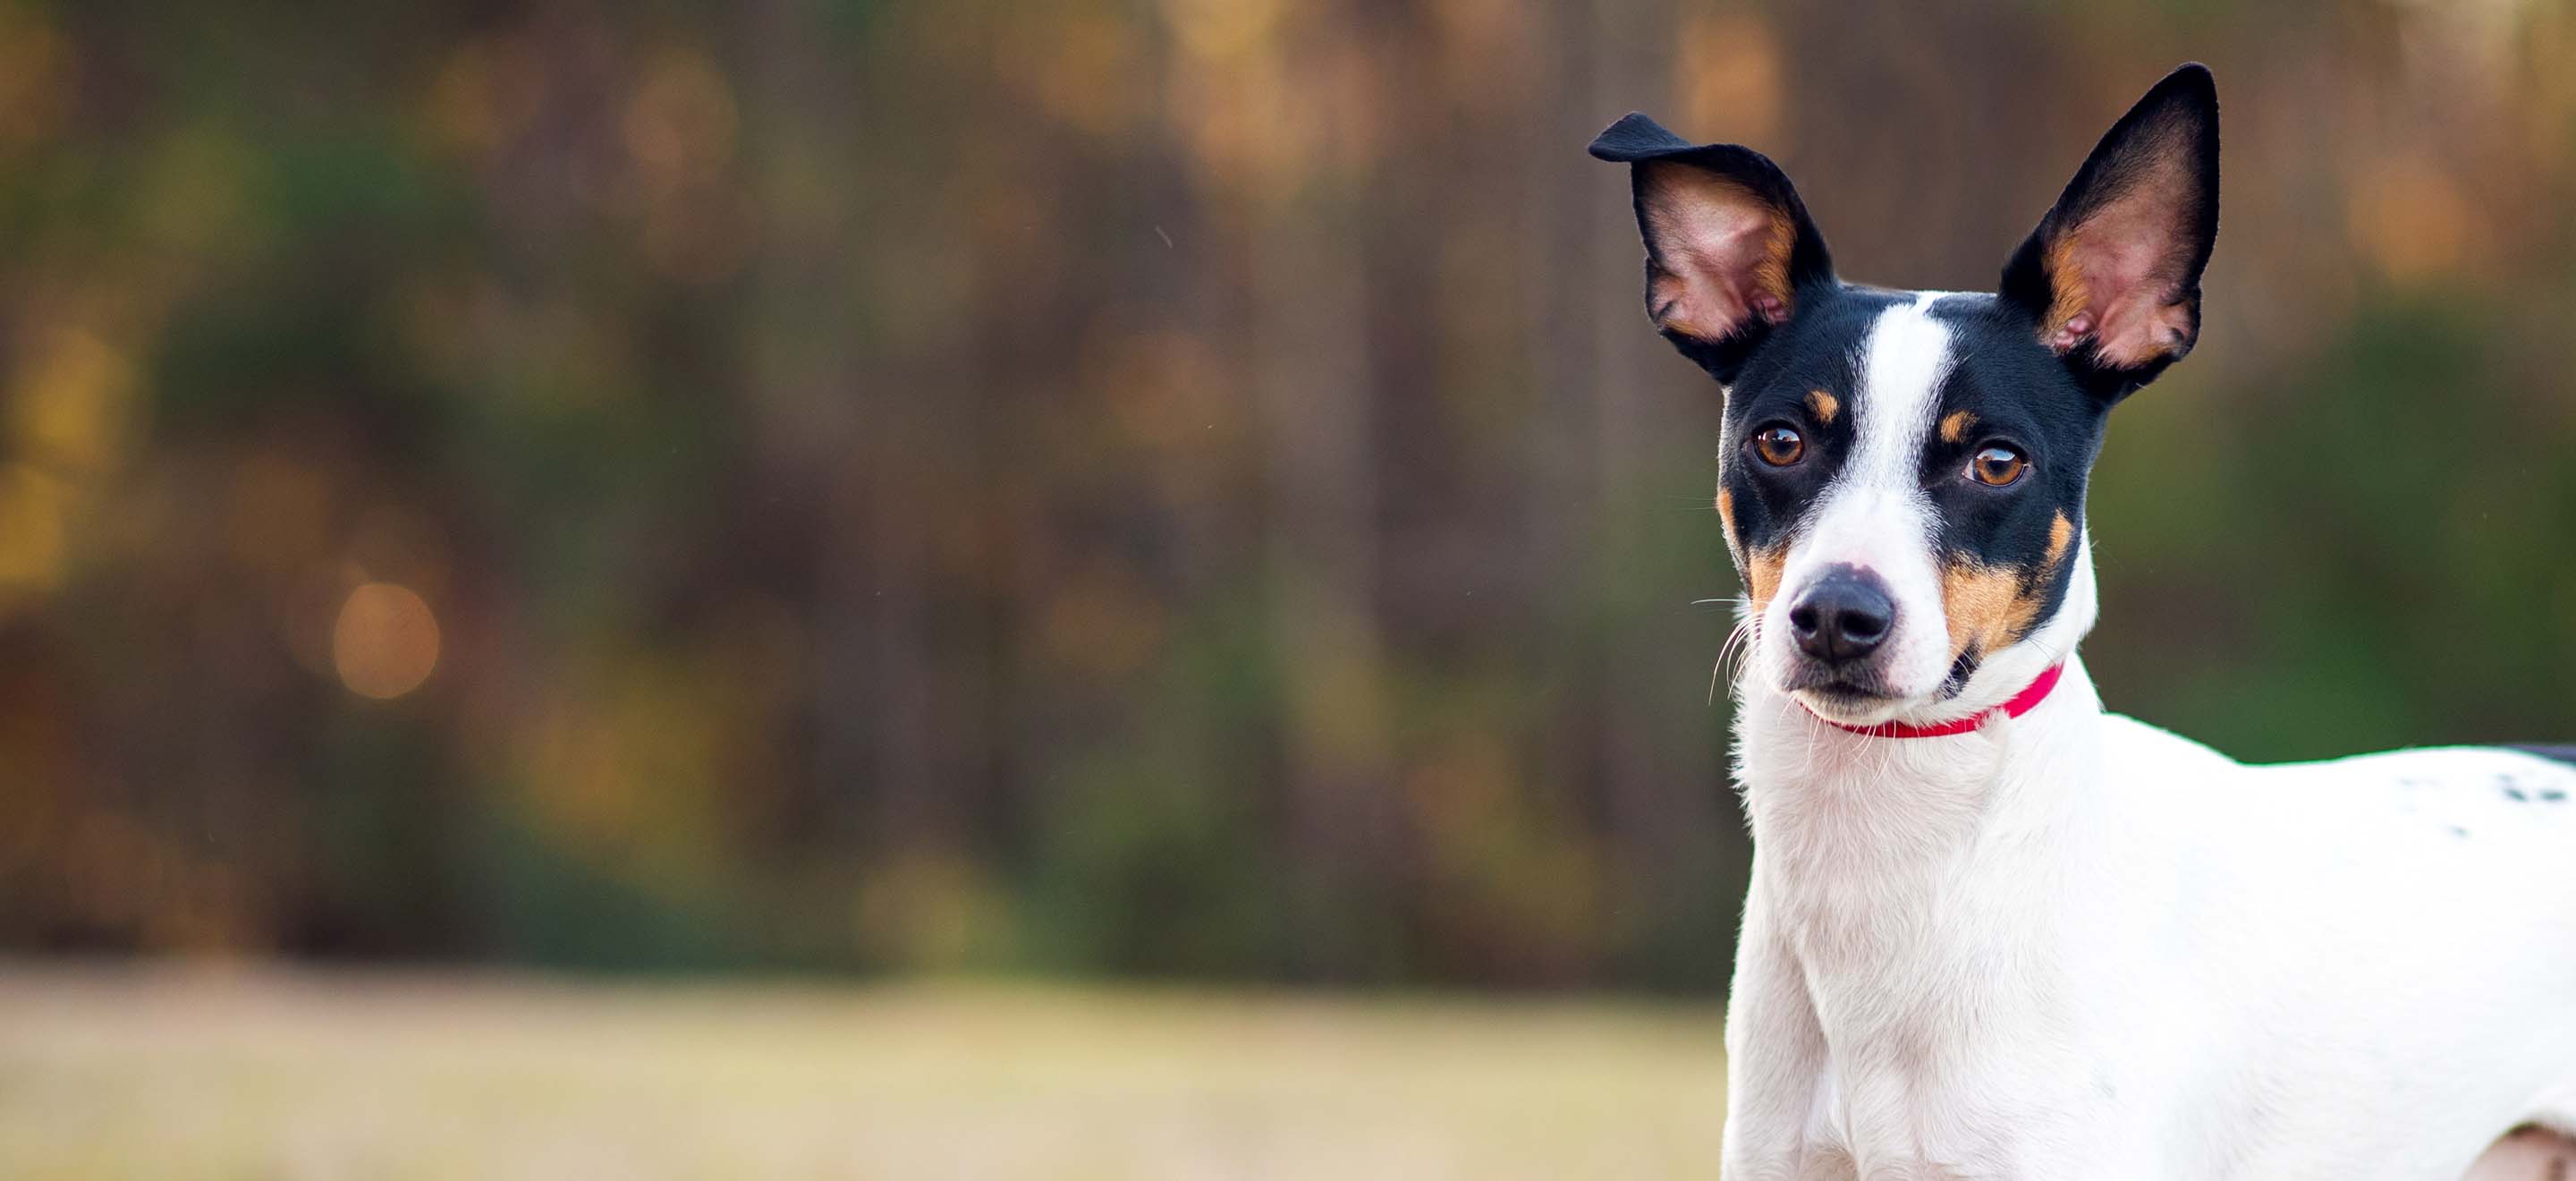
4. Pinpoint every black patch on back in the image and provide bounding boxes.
[2506,744,2576,770]
[2504,747,2575,803]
